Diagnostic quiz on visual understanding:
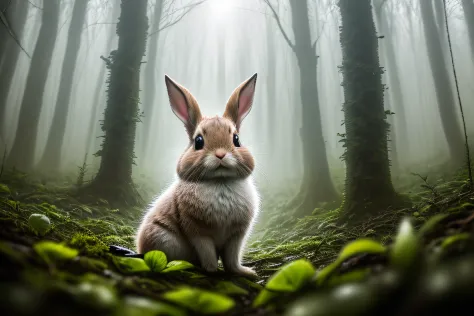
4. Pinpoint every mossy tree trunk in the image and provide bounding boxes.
[84,0,148,207]
[0,0,29,131]
[37,0,89,172]
[138,0,163,160]
[420,0,464,166]
[461,0,474,58]
[338,0,399,220]
[6,0,60,171]
[289,0,338,216]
